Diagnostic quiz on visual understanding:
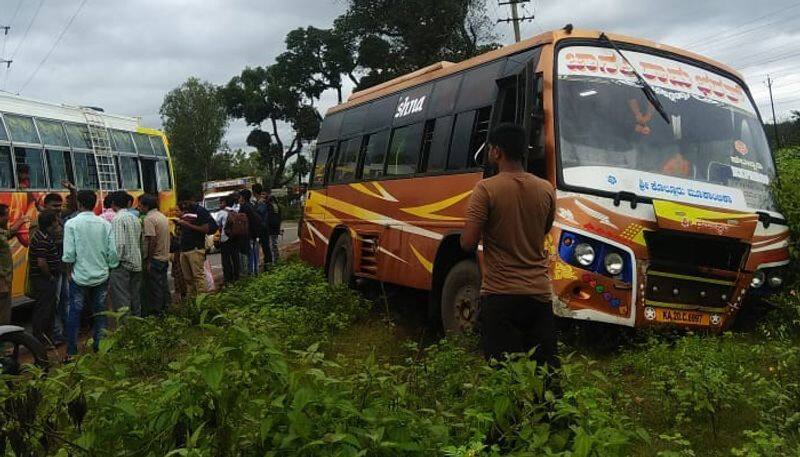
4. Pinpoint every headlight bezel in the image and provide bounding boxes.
[574,242,596,267]
[604,252,625,276]
[559,232,632,283]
